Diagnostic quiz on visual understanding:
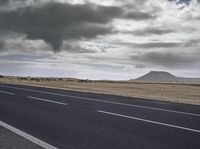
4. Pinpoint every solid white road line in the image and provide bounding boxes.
[27,96,67,105]
[98,110,200,133]
[0,90,15,95]
[0,85,199,117]
[0,120,58,149]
